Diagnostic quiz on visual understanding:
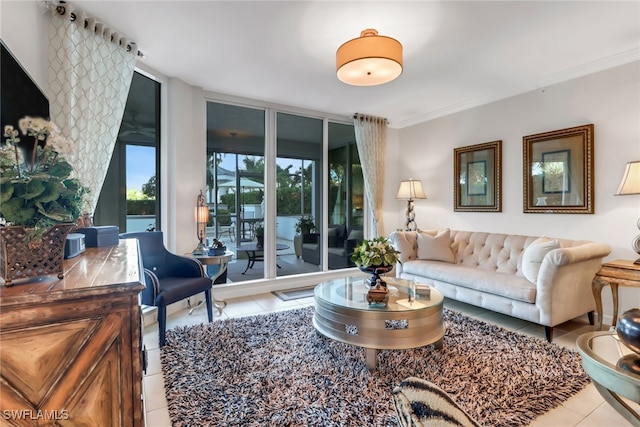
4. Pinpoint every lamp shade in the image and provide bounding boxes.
[196,205,209,224]
[336,29,403,86]
[396,179,427,200]
[615,161,640,195]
